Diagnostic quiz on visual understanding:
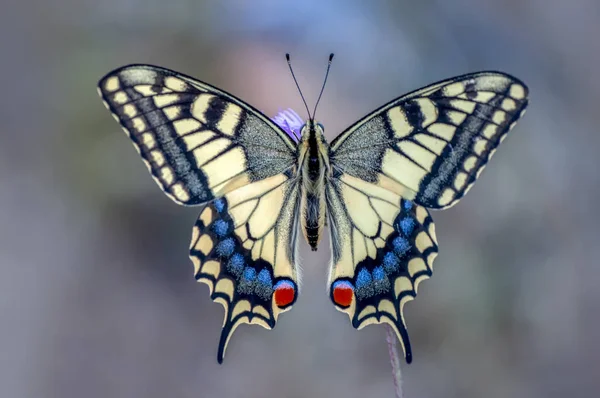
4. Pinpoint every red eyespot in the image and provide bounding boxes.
[274,281,296,308]
[332,281,354,308]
